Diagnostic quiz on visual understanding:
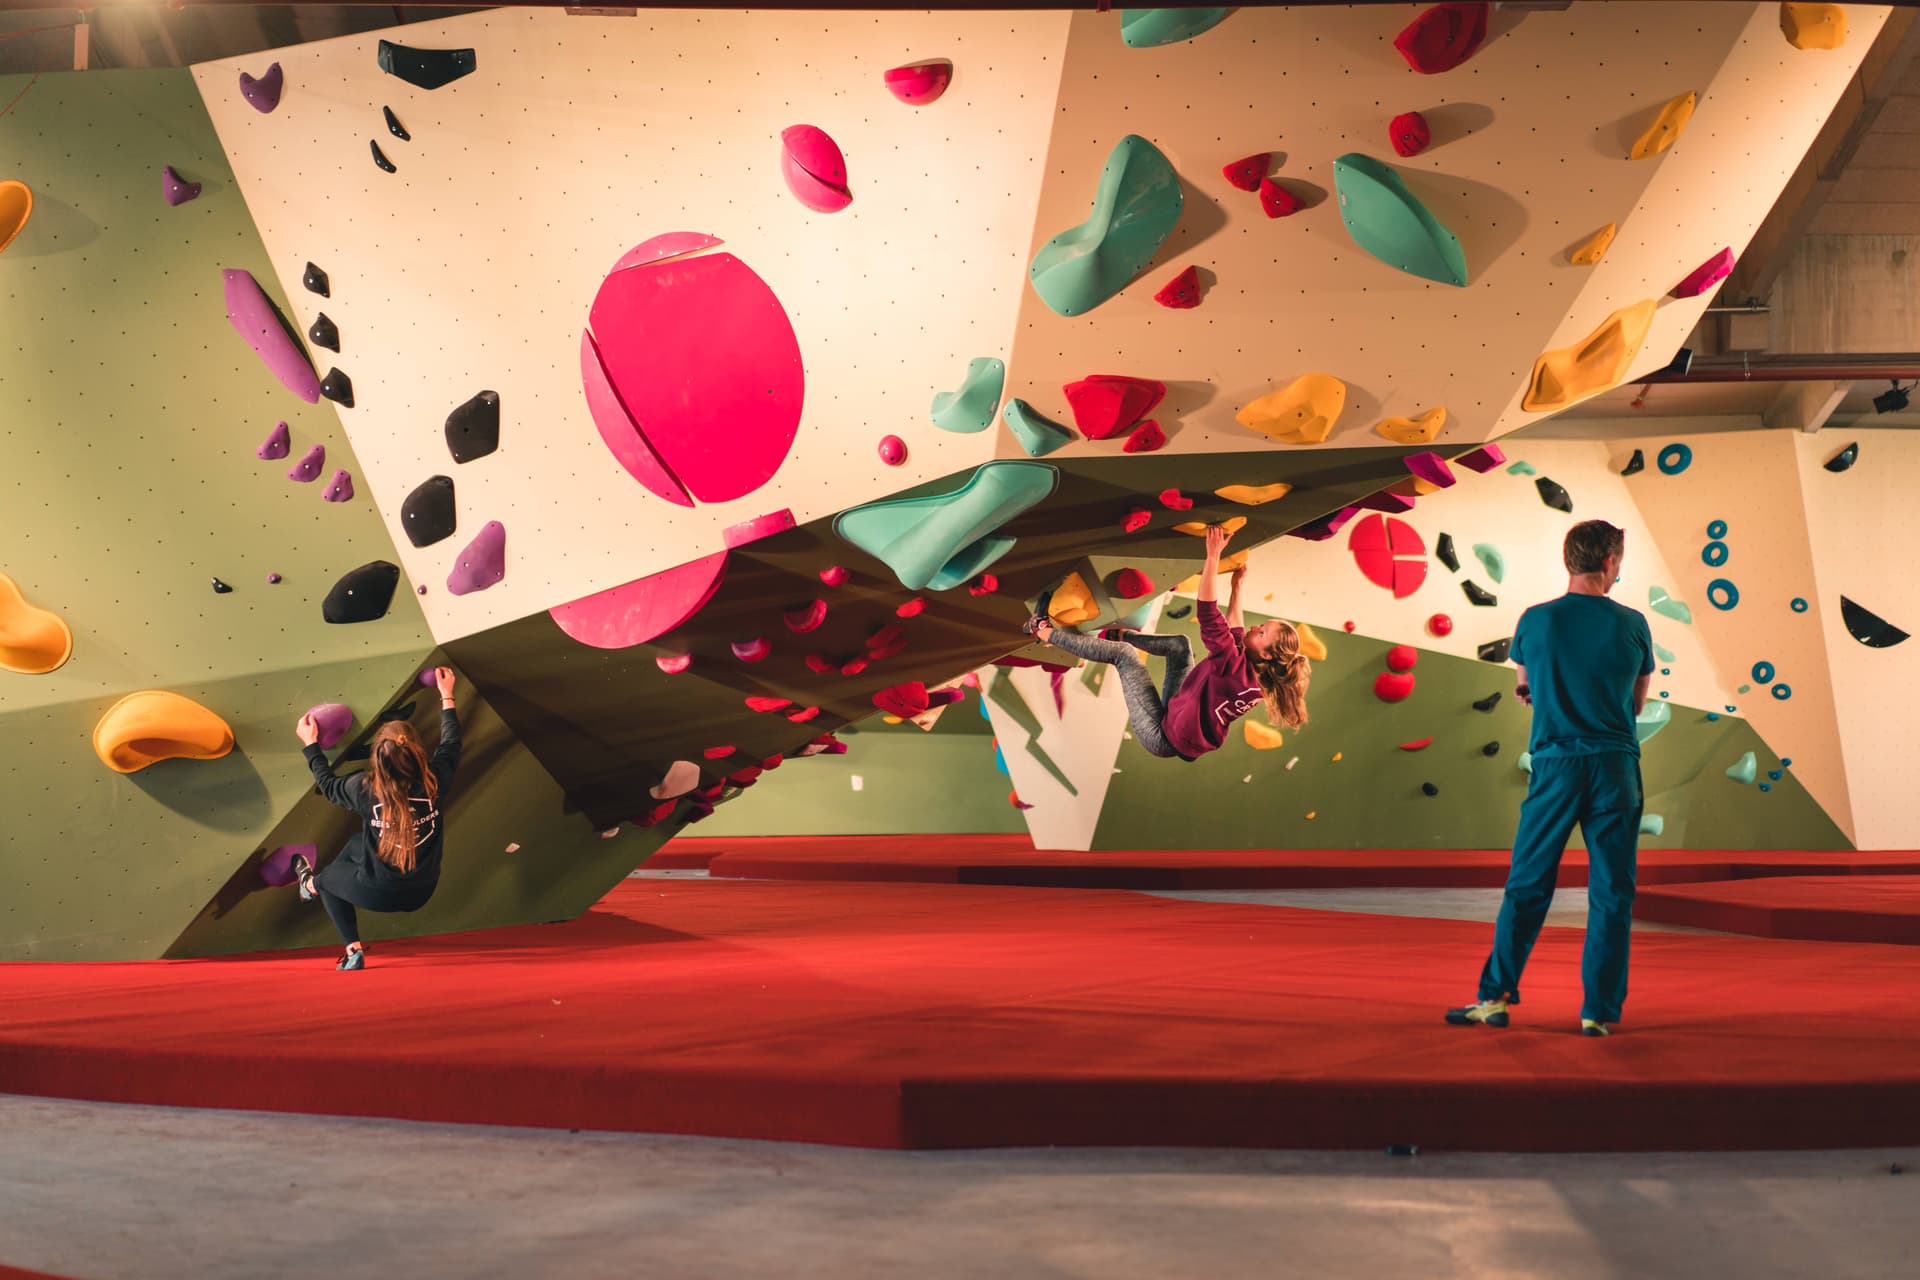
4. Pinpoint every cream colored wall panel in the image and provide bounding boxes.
[1794,429,1920,849]
[194,7,1069,643]
[1001,4,1882,462]
[985,652,1133,852]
